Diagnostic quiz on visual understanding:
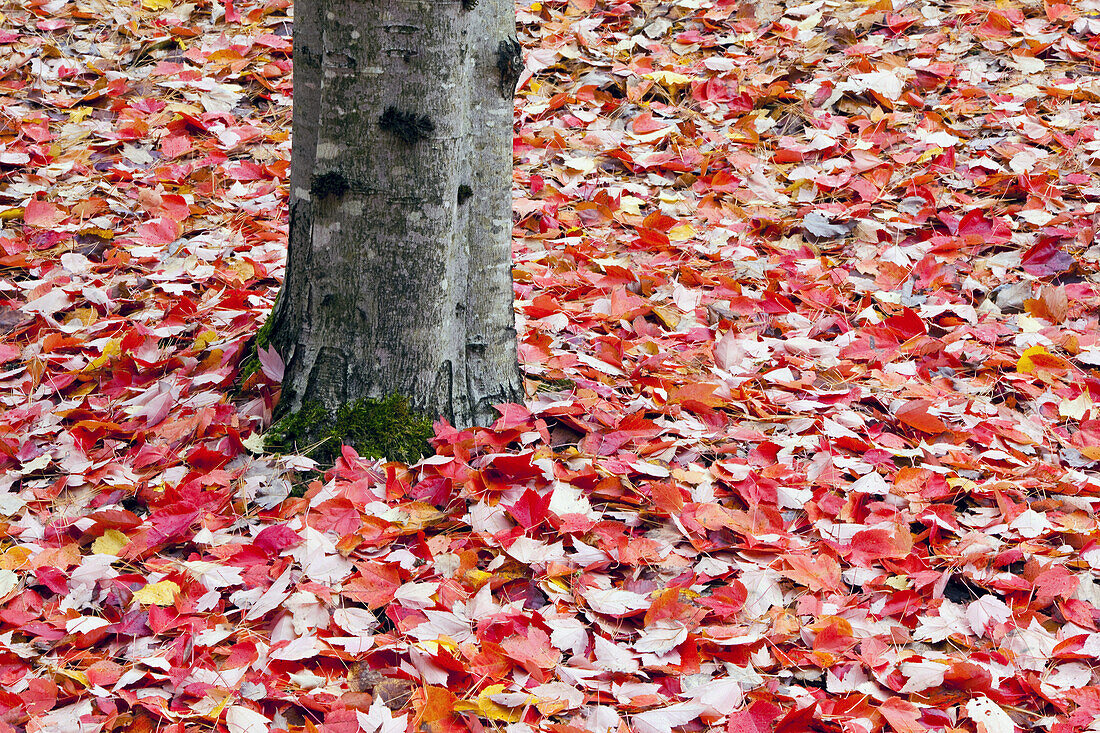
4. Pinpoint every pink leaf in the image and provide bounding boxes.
[258,345,284,382]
